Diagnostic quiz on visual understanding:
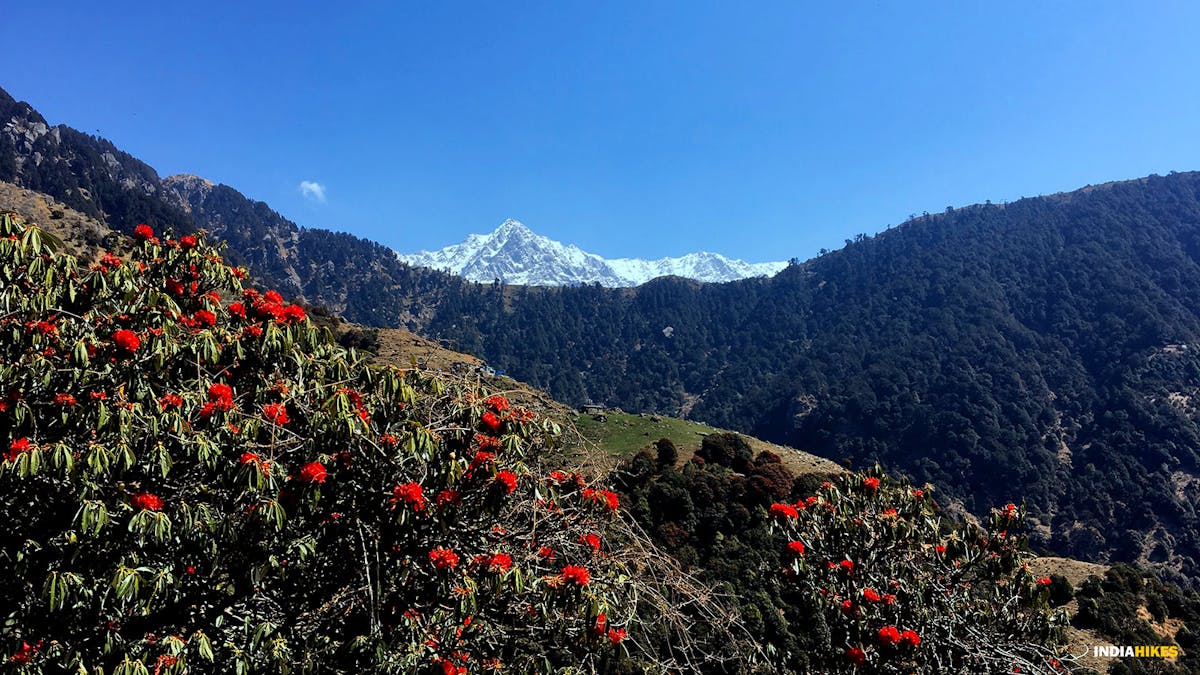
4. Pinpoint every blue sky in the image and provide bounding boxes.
[4,2,1200,262]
